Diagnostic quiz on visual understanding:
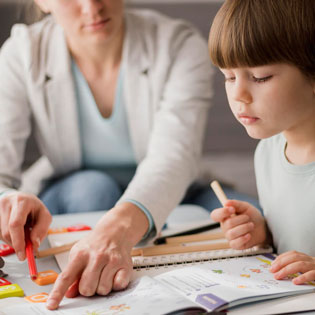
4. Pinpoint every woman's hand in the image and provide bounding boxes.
[270,251,315,285]
[0,192,52,260]
[211,199,268,250]
[46,202,149,310]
